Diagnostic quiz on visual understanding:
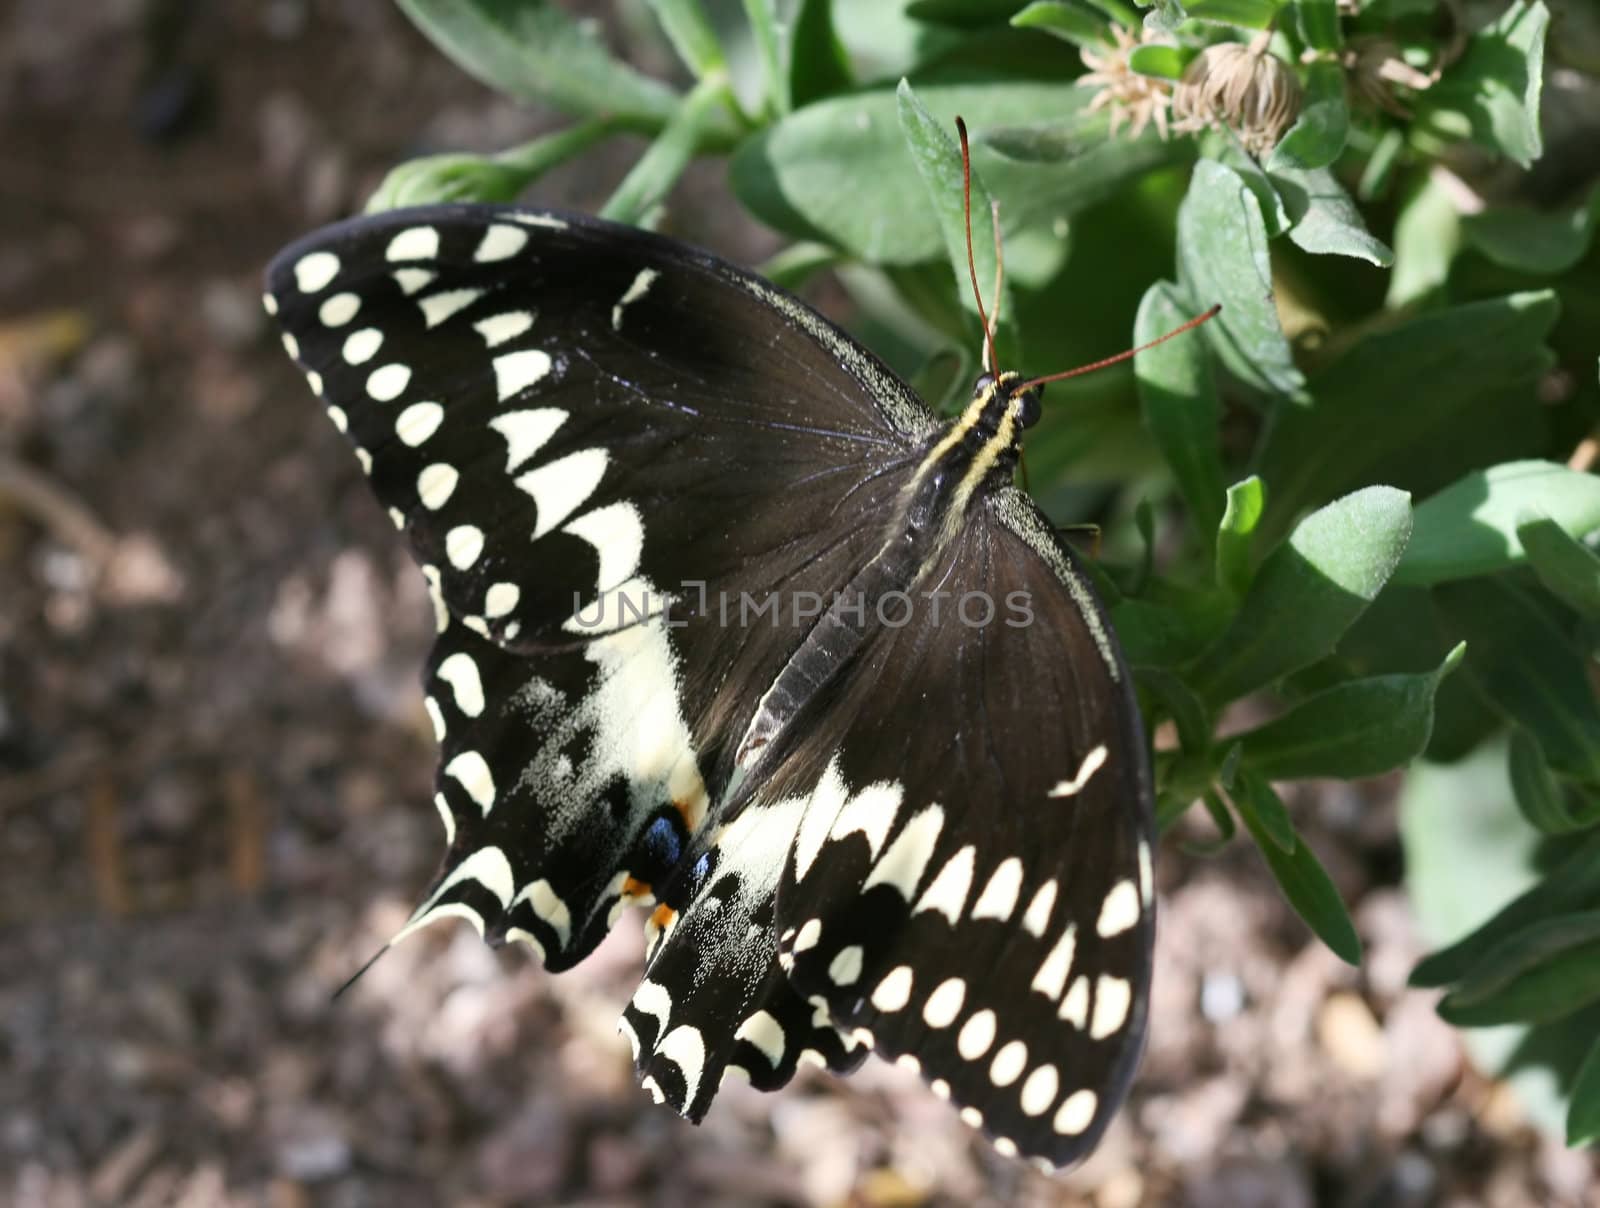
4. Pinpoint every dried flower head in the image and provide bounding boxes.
[1172,31,1302,157]
[1078,26,1173,142]
[1341,35,1443,117]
